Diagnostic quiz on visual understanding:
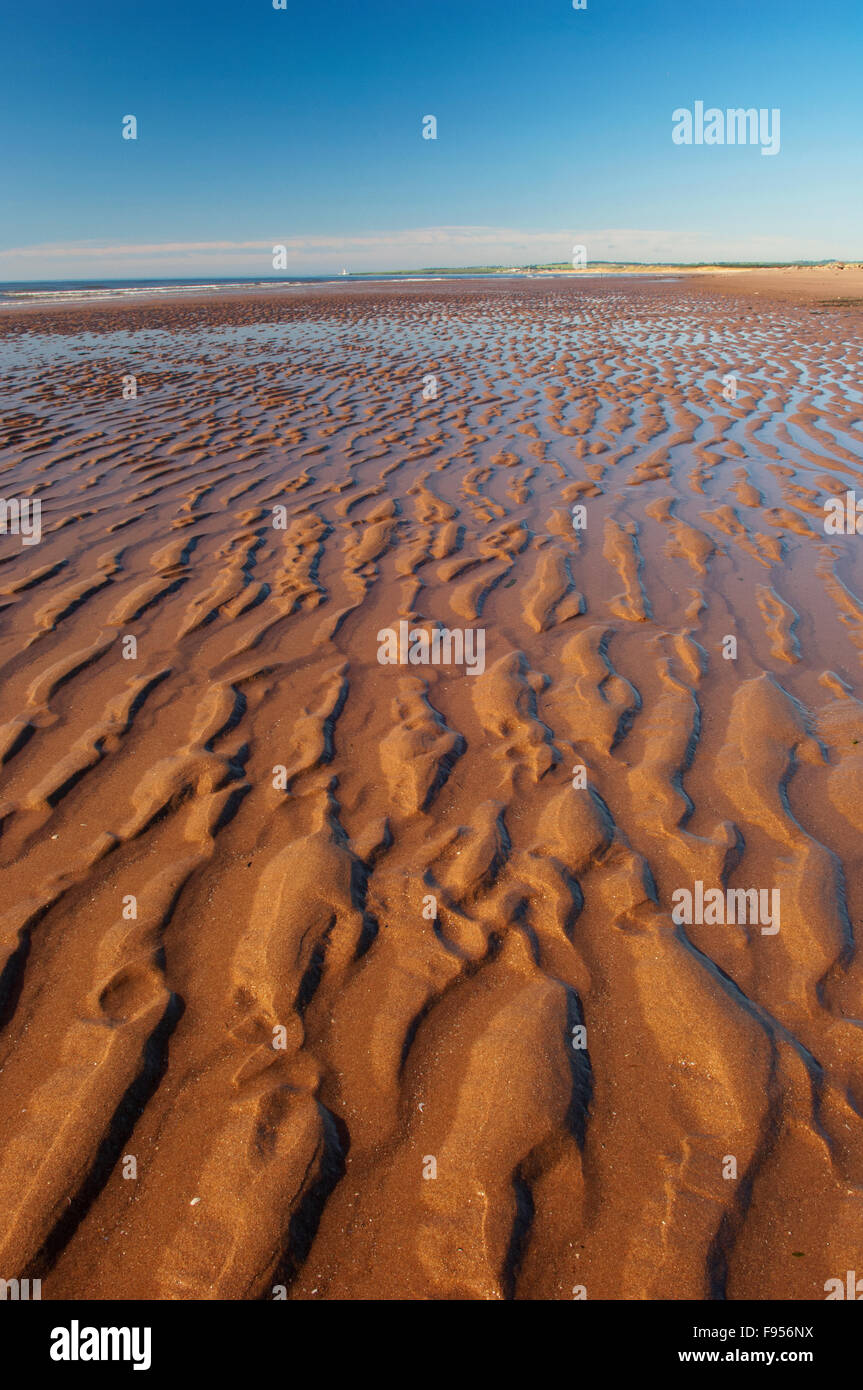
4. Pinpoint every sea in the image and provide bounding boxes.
[0,272,677,308]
